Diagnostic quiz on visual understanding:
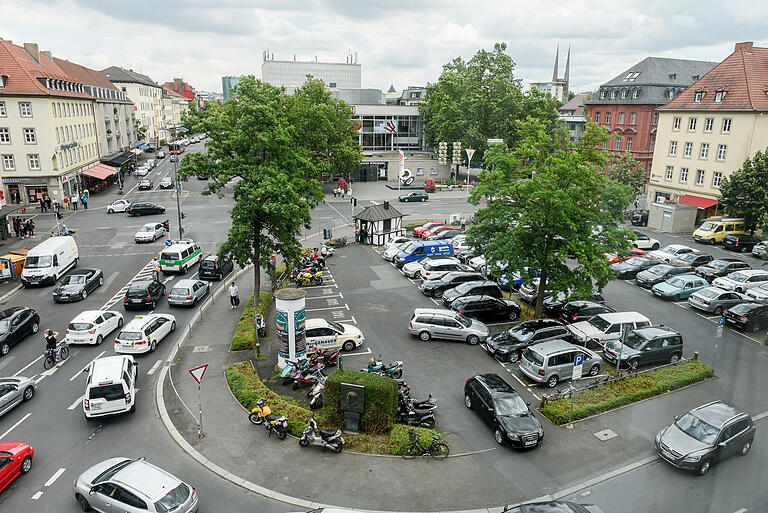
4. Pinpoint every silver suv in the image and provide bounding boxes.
[408,308,489,345]
[519,339,601,388]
